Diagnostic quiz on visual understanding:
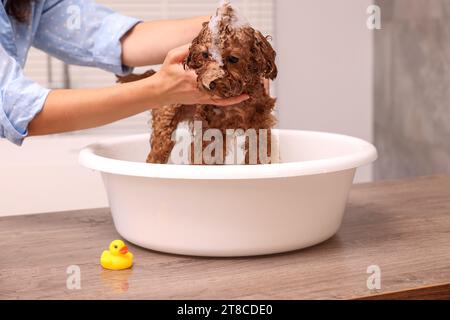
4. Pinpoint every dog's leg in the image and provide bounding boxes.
[116,71,171,163]
[190,106,211,165]
[147,106,180,164]
[258,128,272,165]
[246,95,277,165]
